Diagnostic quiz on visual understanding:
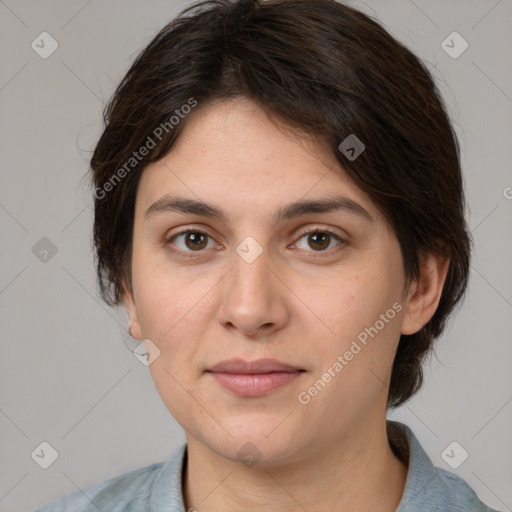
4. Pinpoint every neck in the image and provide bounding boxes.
[183,418,408,512]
